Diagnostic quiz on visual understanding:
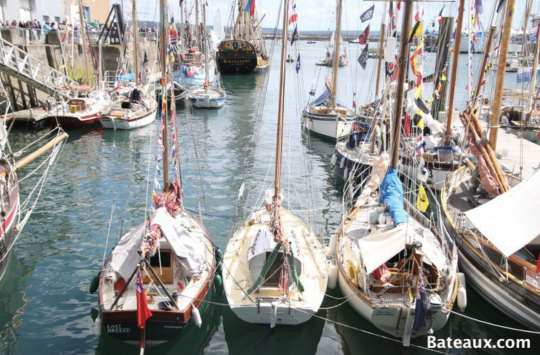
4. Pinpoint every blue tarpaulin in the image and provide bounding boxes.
[117,73,135,81]
[434,145,459,153]
[379,168,408,226]
[313,90,343,106]
[517,68,540,84]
